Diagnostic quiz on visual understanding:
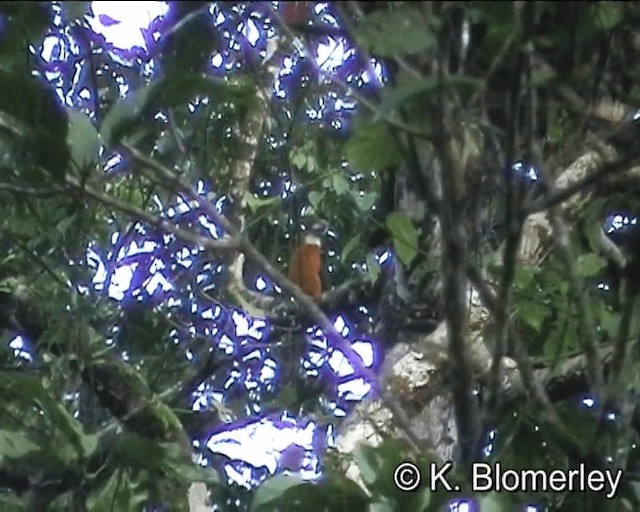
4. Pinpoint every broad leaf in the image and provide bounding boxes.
[67,109,101,168]
[345,123,401,171]
[576,254,607,278]
[250,474,308,511]
[101,74,251,146]
[354,442,383,487]
[356,8,437,57]
[386,212,419,266]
